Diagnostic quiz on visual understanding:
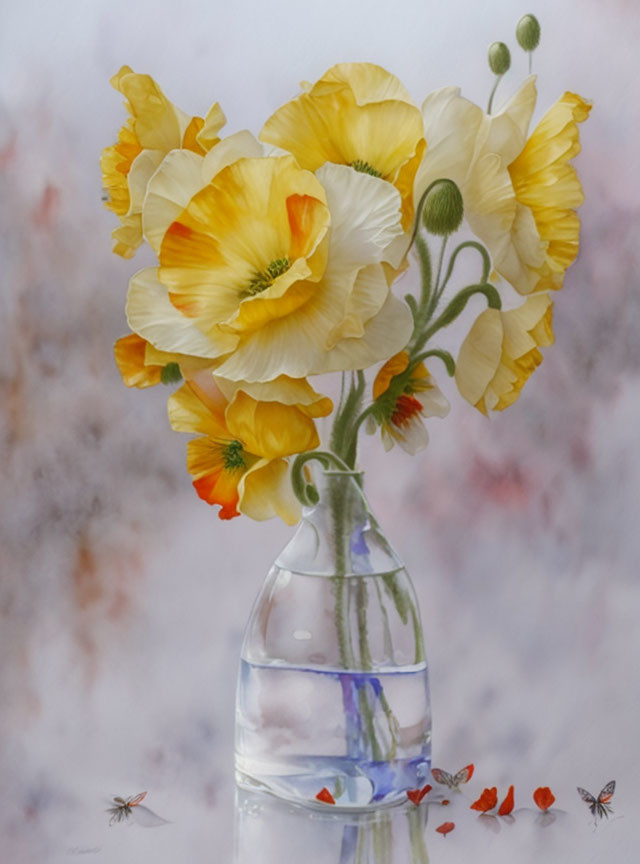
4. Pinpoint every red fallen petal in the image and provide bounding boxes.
[442,799,450,806]
[436,821,455,836]
[498,785,515,816]
[406,784,432,806]
[463,764,475,782]
[533,786,555,811]
[315,787,335,805]
[470,787,498,812]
